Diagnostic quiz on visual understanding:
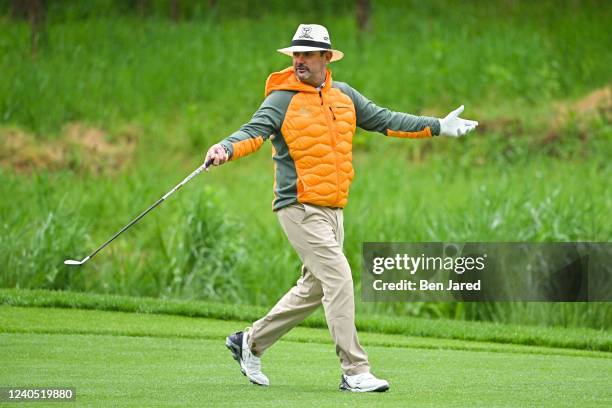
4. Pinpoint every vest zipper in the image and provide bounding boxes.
[329,106,336,120]
[319,90,341,205]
